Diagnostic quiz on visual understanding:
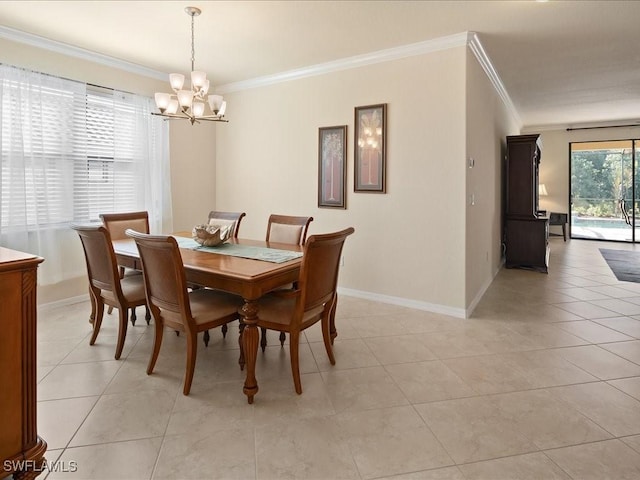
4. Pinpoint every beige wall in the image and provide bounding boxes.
[216,48,470,314]
[169,121,217,231]
[2,36,518,315]
[465,52,519,311]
